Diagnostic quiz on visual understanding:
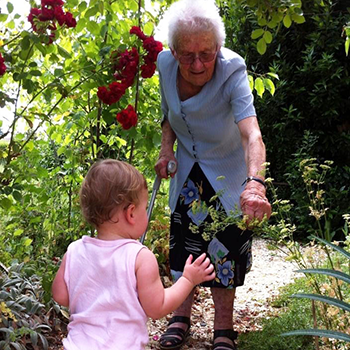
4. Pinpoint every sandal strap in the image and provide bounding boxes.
[168,316,191,327]
[213,329,238,341]
[213,342,237,350]
[161,327,187,337]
